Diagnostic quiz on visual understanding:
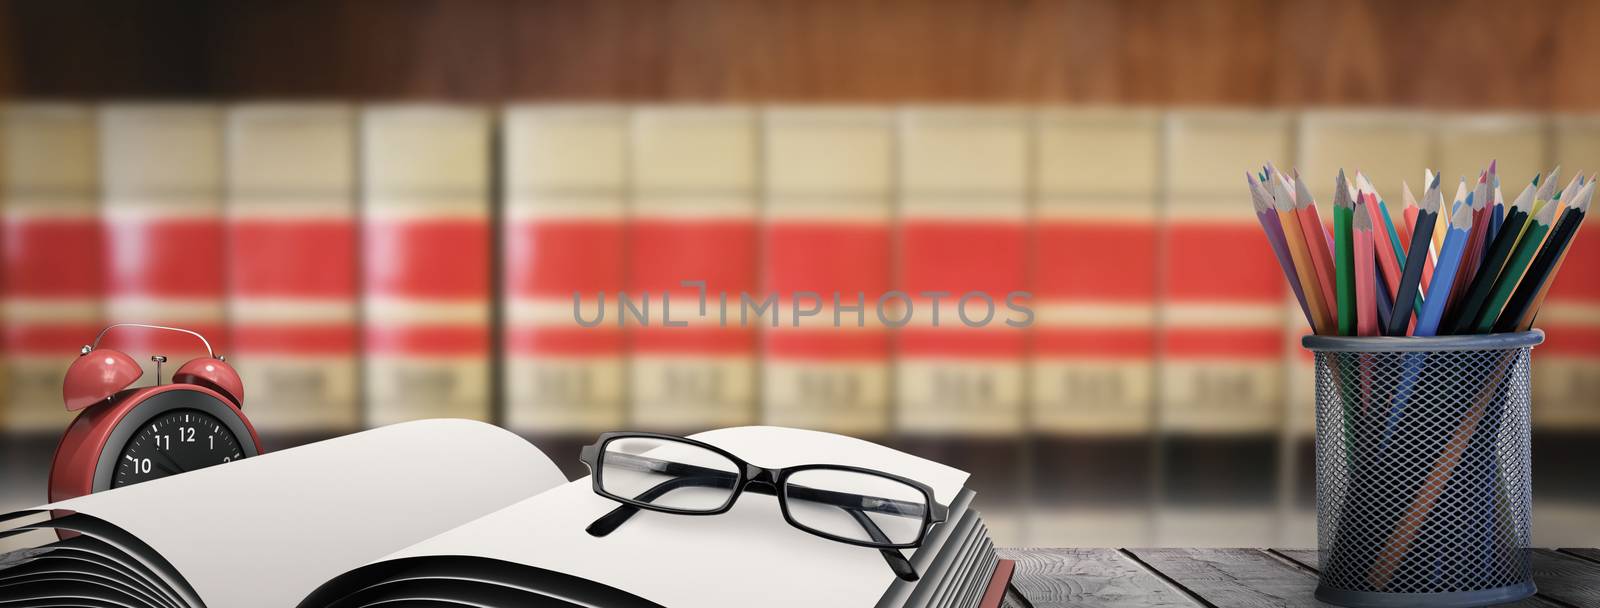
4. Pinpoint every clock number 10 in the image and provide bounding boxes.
[155,427,204,451]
